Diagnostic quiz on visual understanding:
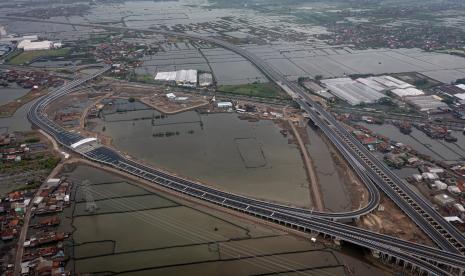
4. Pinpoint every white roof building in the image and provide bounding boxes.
[155,71,177,81]
[454,93,465,101]
[404,95,448,111]
[217,102,233,108]
[17,40,53,51]
[356,78,387,92]
[391,87,425,97]
[456,84,465,90]
[166,93,176,99]
[321,78,386,105]
[155,70,197,87]
[448,186,461,195]
[369,75,413,90]
[434,180,448,190]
